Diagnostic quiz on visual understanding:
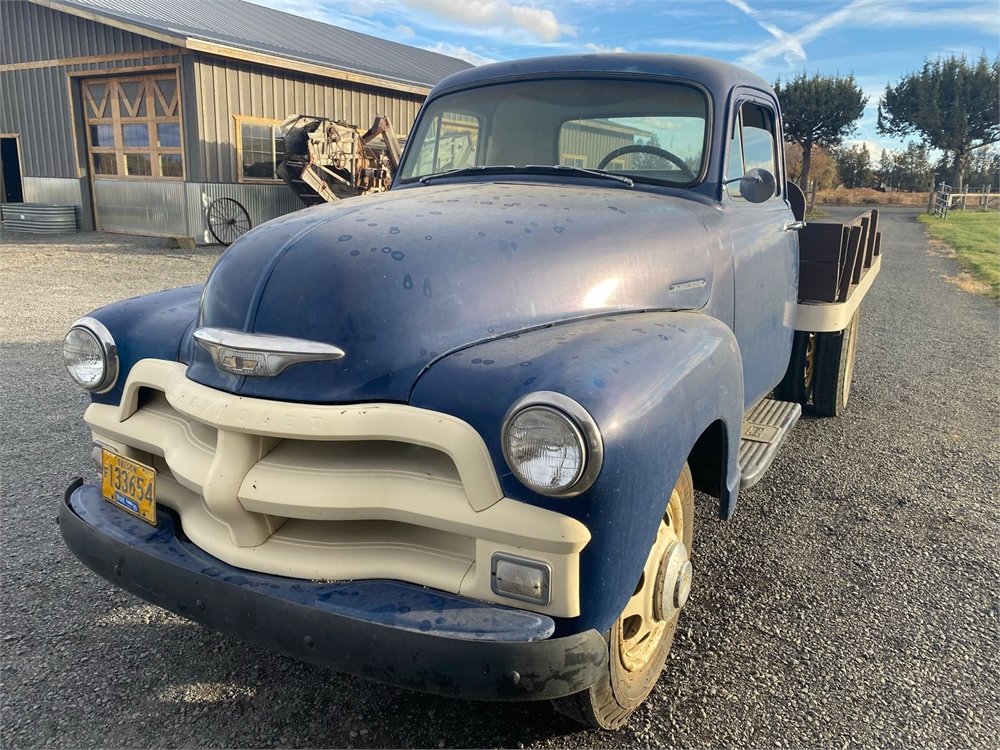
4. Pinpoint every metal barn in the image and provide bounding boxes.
[0,0,470,242]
